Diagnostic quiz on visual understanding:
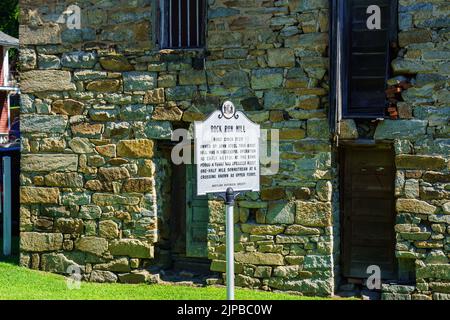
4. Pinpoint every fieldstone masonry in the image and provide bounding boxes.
[357,1,449,300]
[18,0,448,299]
